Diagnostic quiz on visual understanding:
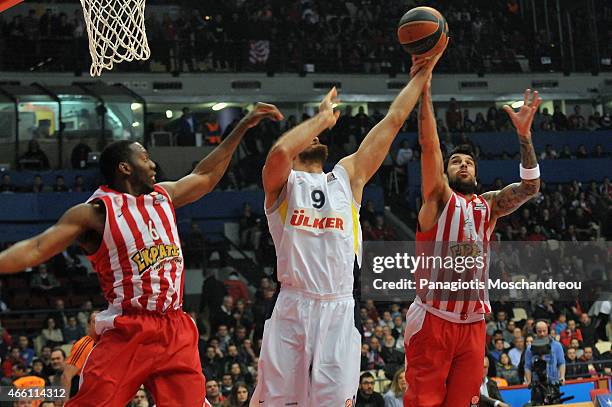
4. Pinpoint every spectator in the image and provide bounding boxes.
[578,346,603,375]
[383,368,406,407]
[41,318,63,348]
[201,346,223,381]
[18,139,50,170]
[47,348,66,386]
[559,319,583,348]
[212,296,235,331]
[356,372,385,407]
[366,337,385,371]
[496,353,520,385]
[206,379,225,407]
[29,174,45,193]
[489,338,506,364]
[70,140,92,169]
[576,144,588,159]
[39,345,54,377]
[204,113,222,145]
[2,347,25,379]
[16,335,34,366]
[578,313,596,347]
[0,174,16,193]
[72,175,86,192]
[223,271,249,305]
[30,358,46,380]
[553,313,568,336]
[62,315,85,344]
[239,203,260,249]
[366,215,395,241]
[201,269,227,314]
[53,175,69,192]
[481,356,509,407]
[31,263,60,293]
[176,107,197,146]
[446,98,462,132]
[395,140,413,165]
[130,387,150,407]
[51,298,68,329]
[524,321,566,385]
[220,373,233,397]
[508,336,525,368]
[222,381,250,407]
[552,105,568,130]
[565,347,589,379]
